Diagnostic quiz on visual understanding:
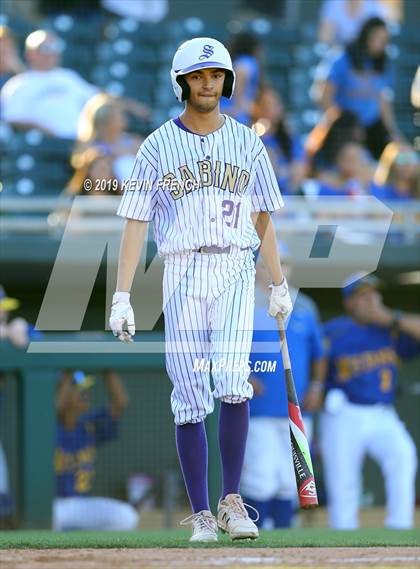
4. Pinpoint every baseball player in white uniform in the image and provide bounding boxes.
[109,38,292,542]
